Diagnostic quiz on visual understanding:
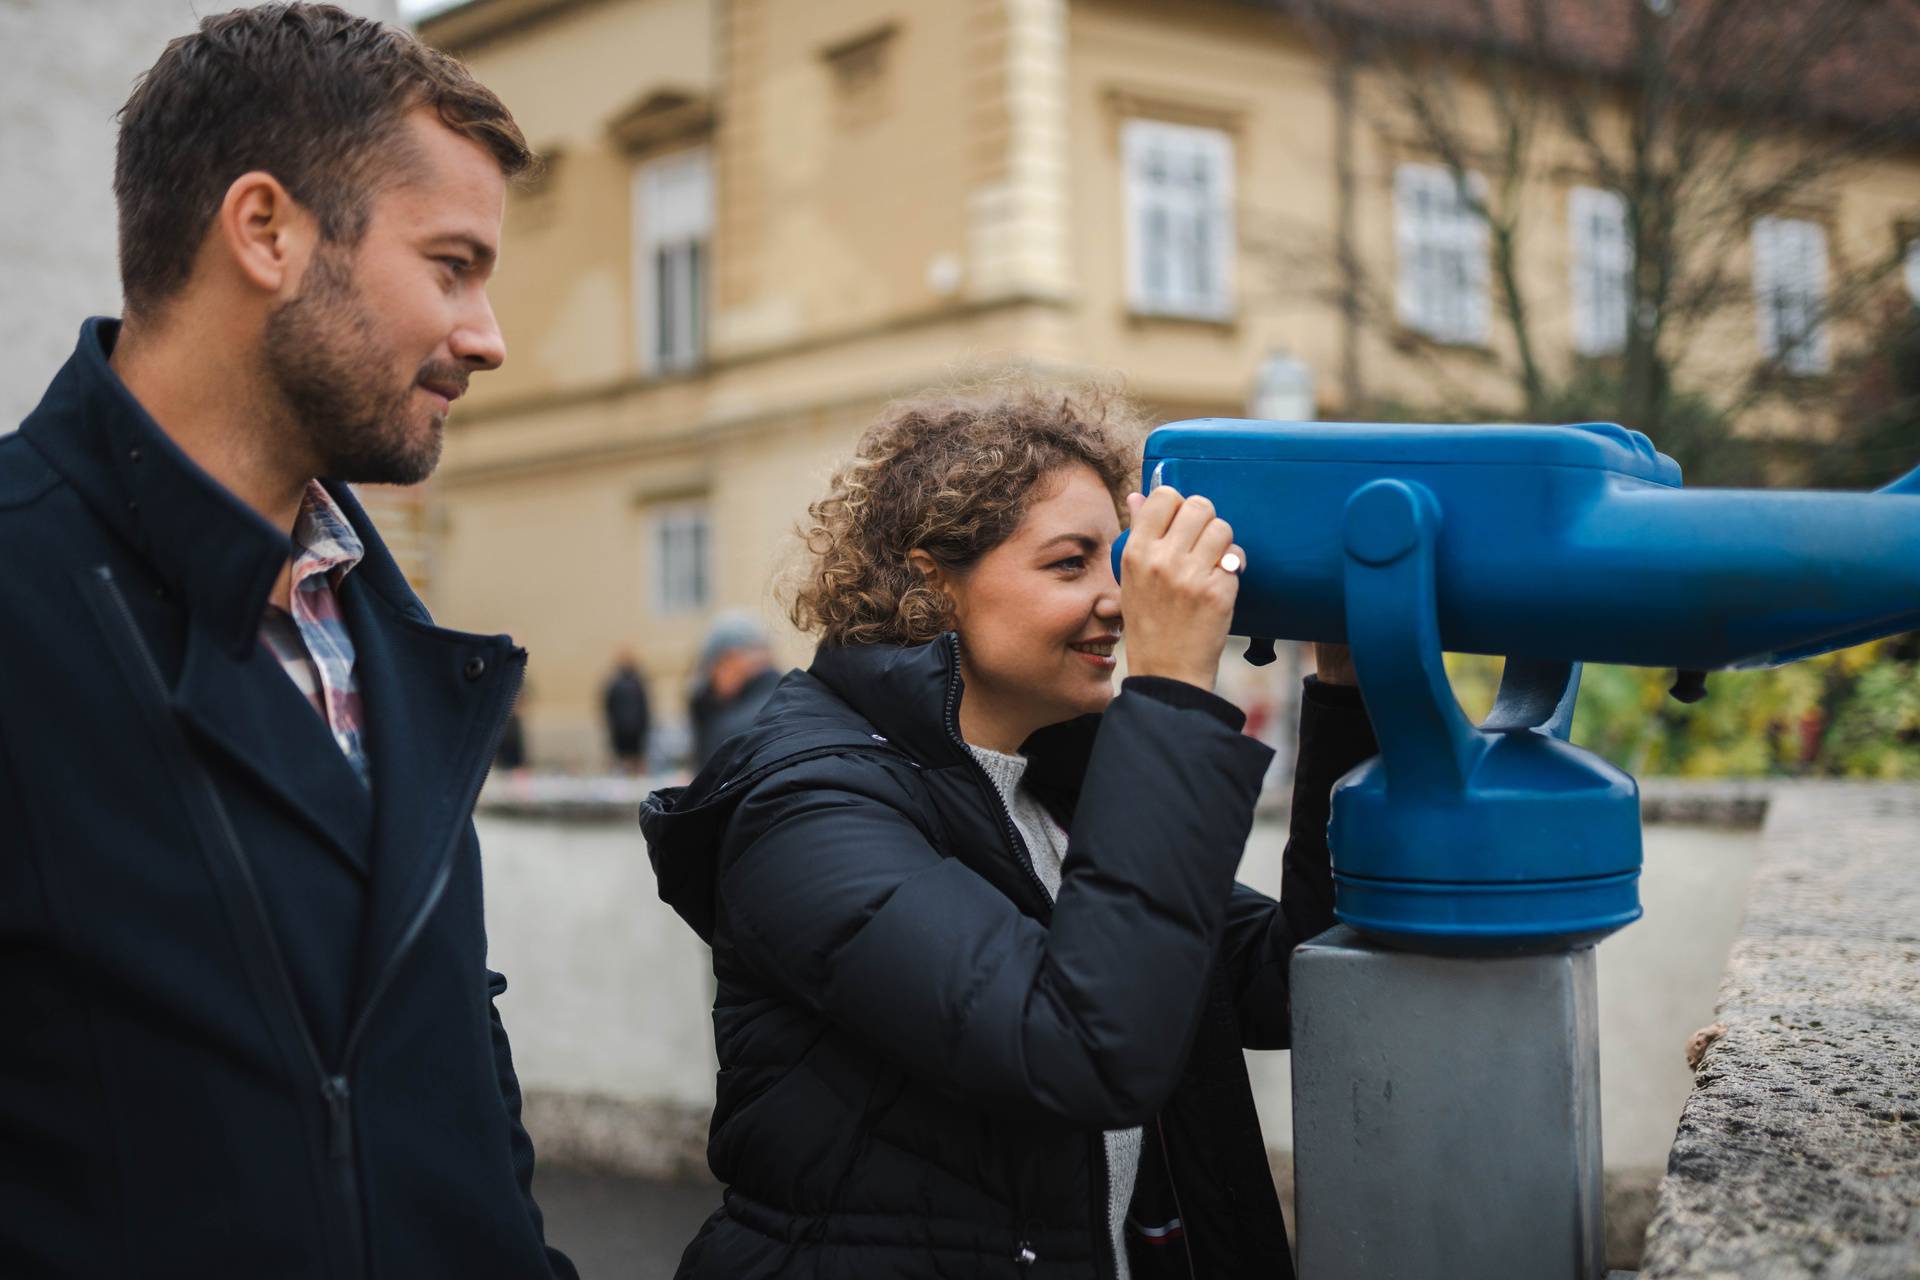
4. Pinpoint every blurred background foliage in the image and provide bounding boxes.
[1446,634,1920,780]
